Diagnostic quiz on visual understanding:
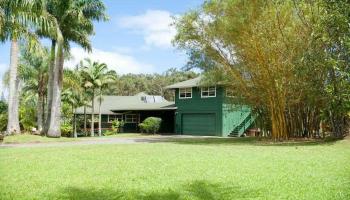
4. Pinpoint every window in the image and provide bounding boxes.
[201,86,216,98]
[179,88,192,99]
[125,114,139,123]
[108,114,123,123]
